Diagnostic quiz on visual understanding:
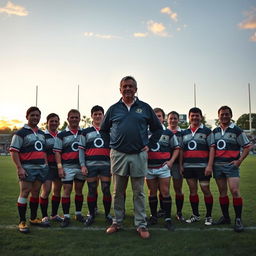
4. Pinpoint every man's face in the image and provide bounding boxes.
[189,112,202,126]
[155,111,164,124]
[218,109,232,126]
[120,79,137,100]
[67,112,80,128]
[91,111,104,126]
[26,110,41,127]
[47,116,60,132]
[167,114,179,128]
